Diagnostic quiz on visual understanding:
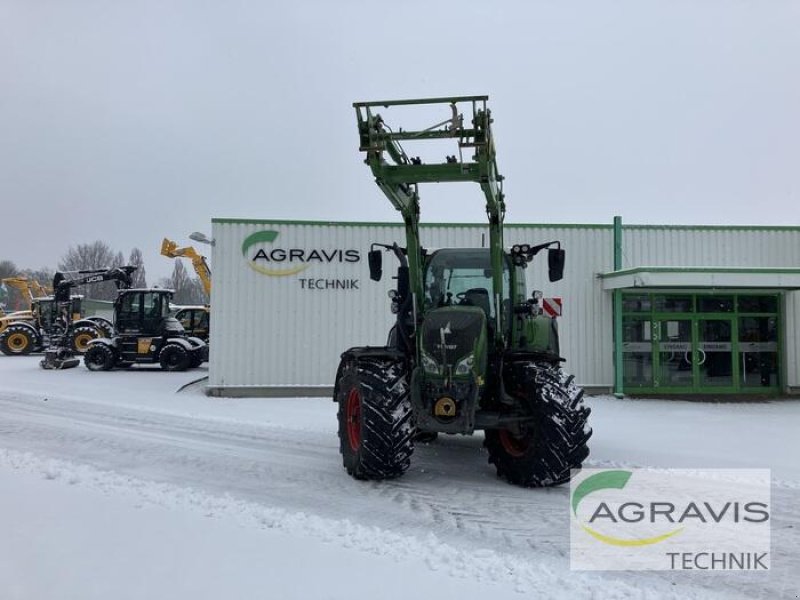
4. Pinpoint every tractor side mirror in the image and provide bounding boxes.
[368,249,383,281]
[548,248,565,282]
